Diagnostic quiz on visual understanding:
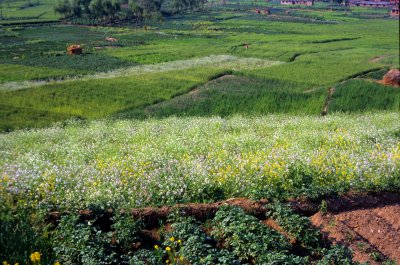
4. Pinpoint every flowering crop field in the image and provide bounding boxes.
[1,112,399,212]
[1,3,399,263]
